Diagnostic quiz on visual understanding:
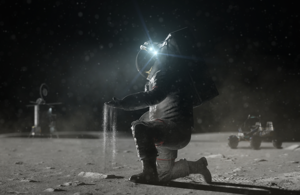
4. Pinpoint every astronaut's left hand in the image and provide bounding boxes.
[105,97,123,109]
